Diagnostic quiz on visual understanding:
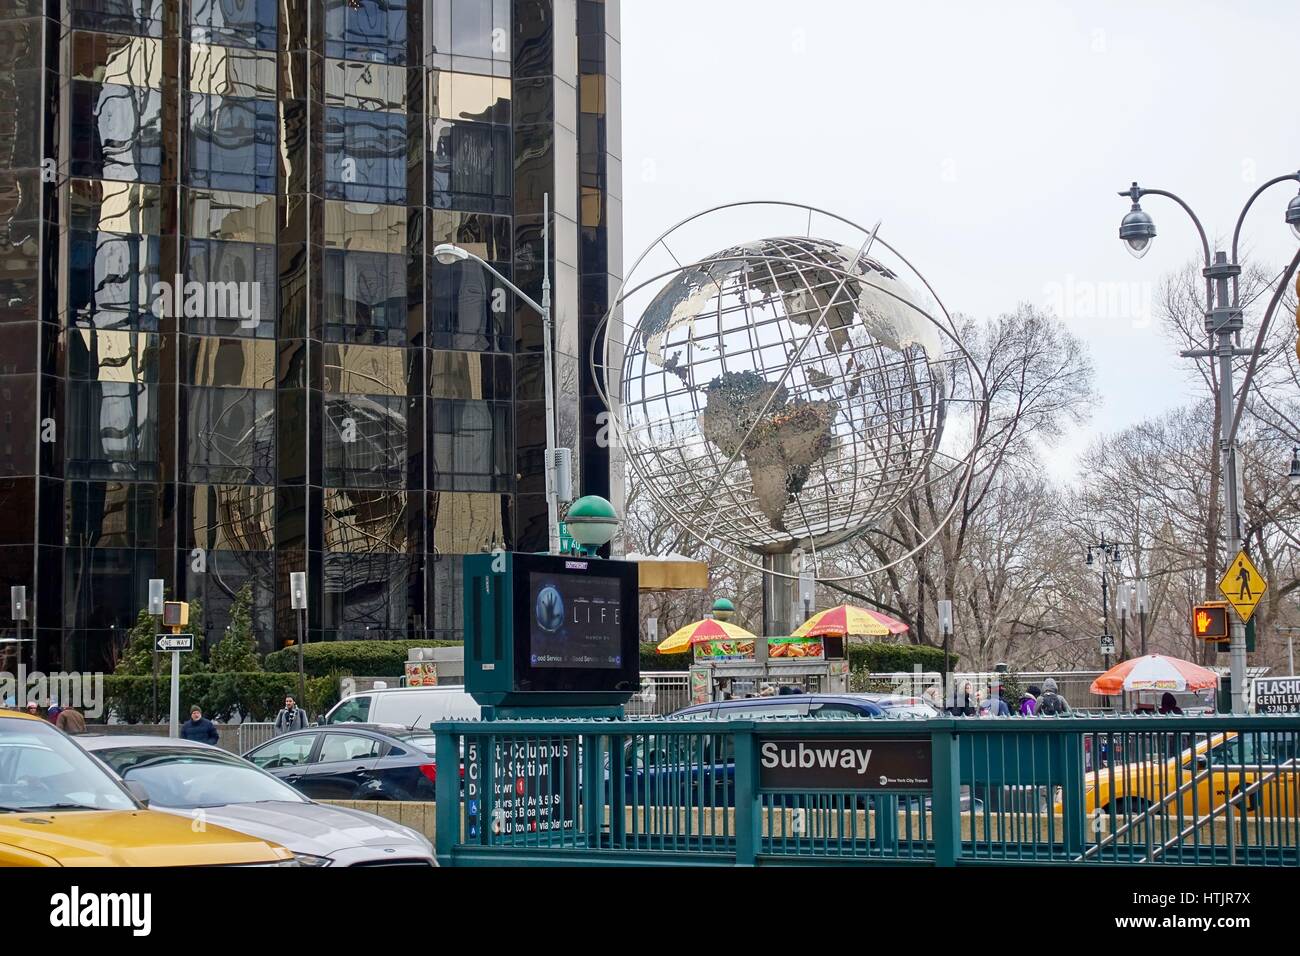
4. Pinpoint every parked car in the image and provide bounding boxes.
[244,724,459,801]
[670,693,941,721]
[323,685,480,727]
[607,694,941,808]
[80,736,436,866]
[0,712,297,866]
